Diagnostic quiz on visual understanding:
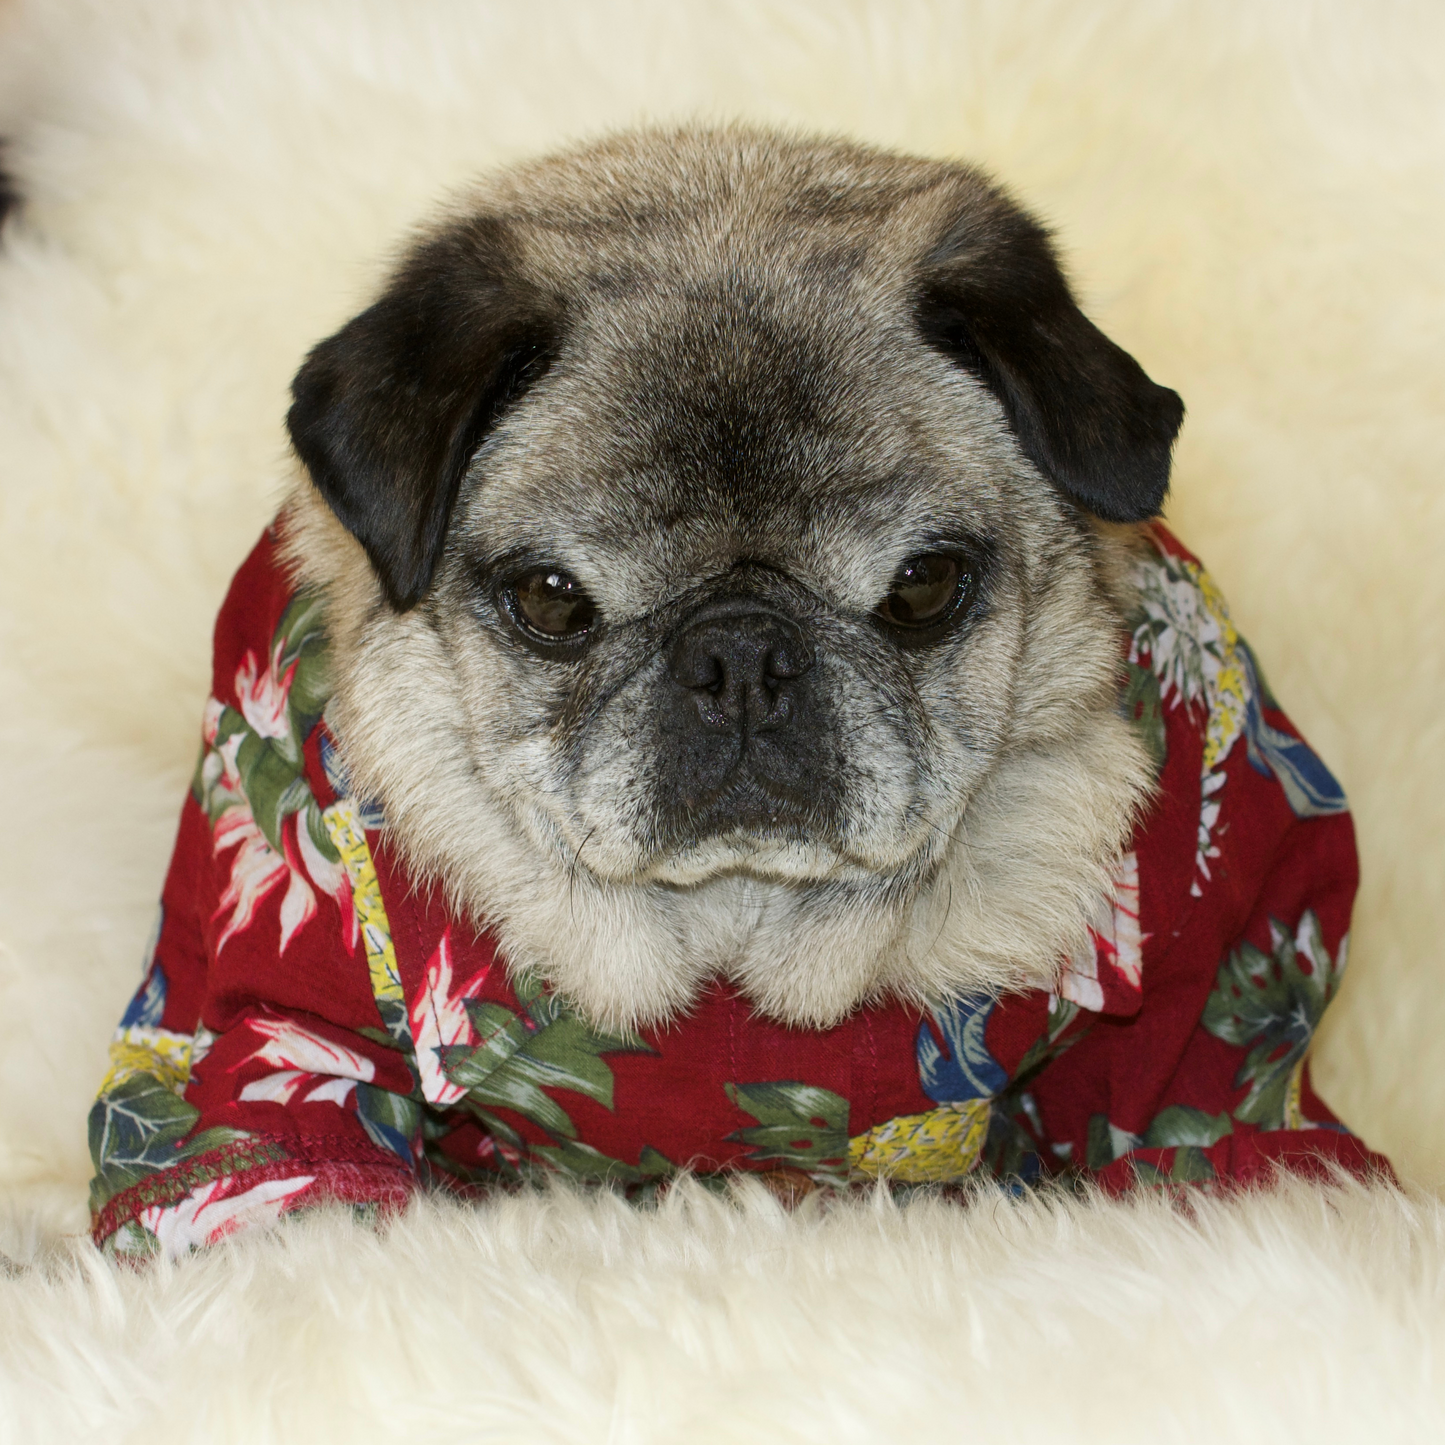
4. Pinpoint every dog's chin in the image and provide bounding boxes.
[634,835,893,888]
[548,813,941,890]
